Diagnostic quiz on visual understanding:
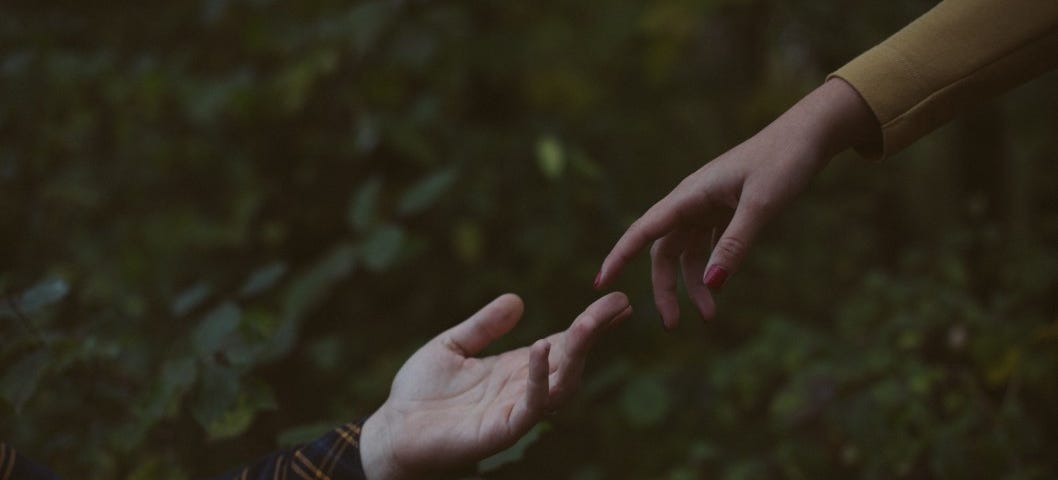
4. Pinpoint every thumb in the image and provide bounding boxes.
[703,201,767,290]
[440,294,524,356]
